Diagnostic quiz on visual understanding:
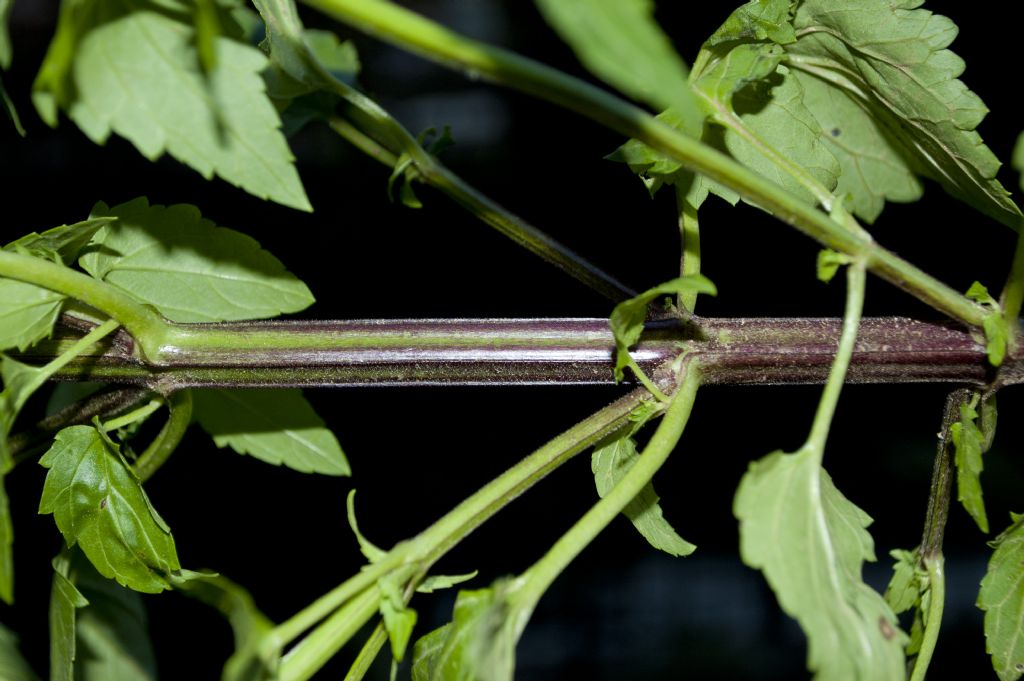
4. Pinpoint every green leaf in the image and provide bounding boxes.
[7,218,112,263]
[951,394,995,533]
[379,575,417,662]
[0,280,64,352]
[966,282,1009,366]
[978,513,1024,681]
[532,0,700,124]
[38,425,181,593]
[33,0,310,210]
[0,621,39,681]
[50,552,90,681]
[0,0,12,69]
[608,275,717,382]
[72,552,158,681]
[703,0,795,48]
[410,580,524,681]
[416,572,478,594]
[734,449,907,680]
[786,0,1022,229]
[81,198,315,323]
[883,548,929,655]
[817,249,854,283]
[192,388,349,475]
[591,434,695,557]
[172,570,279,681]
[346,490,386,563]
